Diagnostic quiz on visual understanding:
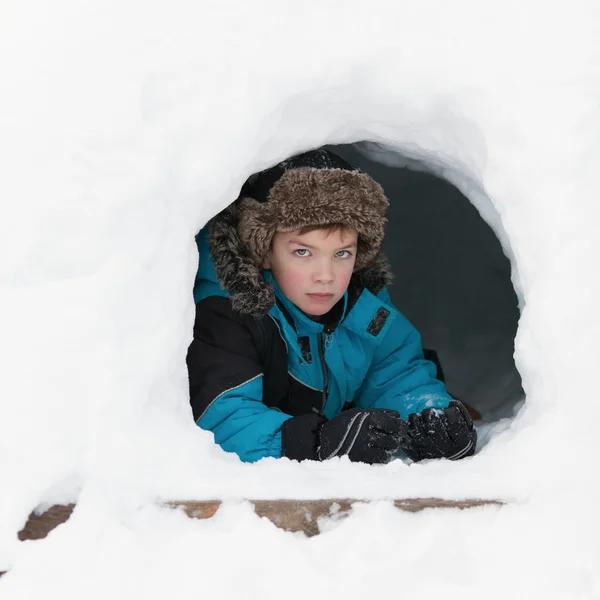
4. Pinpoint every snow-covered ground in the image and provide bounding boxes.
[1,0,599,598]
